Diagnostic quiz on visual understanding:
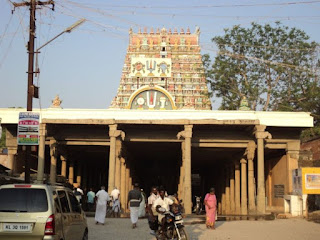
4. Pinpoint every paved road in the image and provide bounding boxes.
[87,216,320,240]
